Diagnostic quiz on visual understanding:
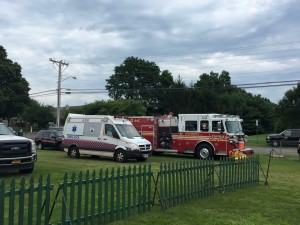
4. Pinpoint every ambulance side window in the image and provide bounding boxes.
[105,124,119,139]
[200,120,209,132]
